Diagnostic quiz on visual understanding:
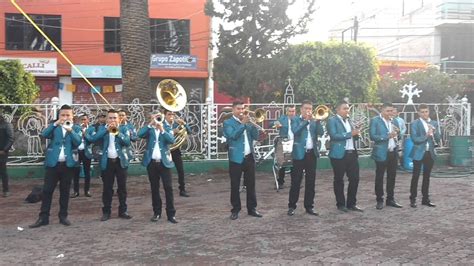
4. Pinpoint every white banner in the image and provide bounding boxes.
[0,57,58,77]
